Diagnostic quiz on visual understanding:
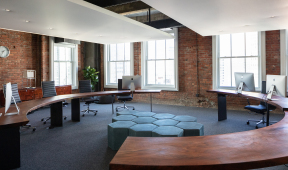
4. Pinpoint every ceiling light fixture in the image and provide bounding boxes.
[5,9,10,12]
[25,20,30,23]
[48,28,53,30]
[270,16,275,18]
